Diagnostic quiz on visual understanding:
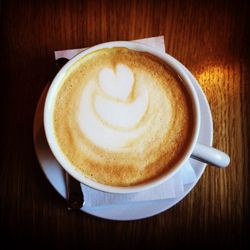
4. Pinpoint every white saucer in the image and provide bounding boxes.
[33,63,213,221]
